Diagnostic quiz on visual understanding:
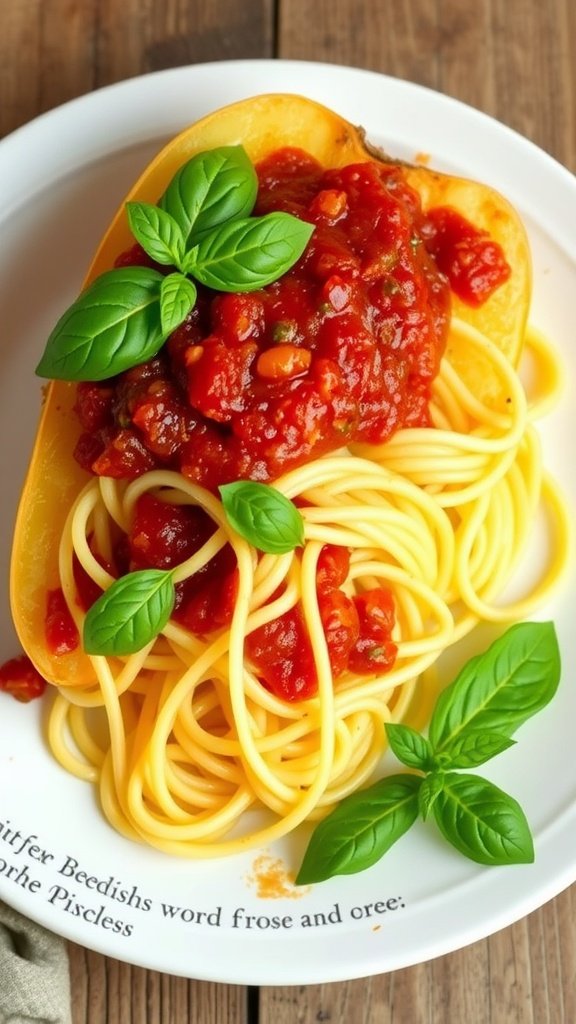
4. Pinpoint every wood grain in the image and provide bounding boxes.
[0,0,274,139]
[277,0,576,172]
[68,944,248,1023]
[1,0,575,1021]
[259,893,576,1024]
